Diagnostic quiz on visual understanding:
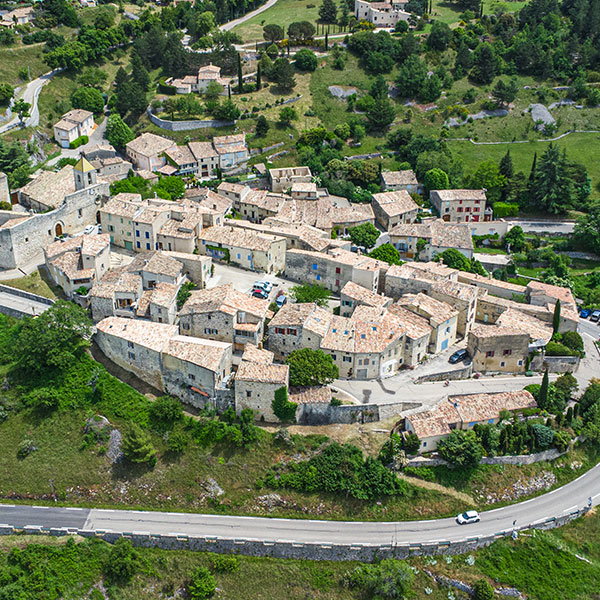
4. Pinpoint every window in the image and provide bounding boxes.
[146,243,151,250]
[457,207,463,212]
[343,356,351,362]
[204,328,218,335]
[246,390,252,398]
[136,241,140,249]
[128,352,135,360]
[145,231,150,238]
[335,267,340,274]
[331,355,337,361]
[189,373,195,381]
[78,209,82,217]
[486,350,495,358]
[312,263,318,271]
[518,360,523,366]
[237,253,241,259]
[127,341,134,349]
[182,322,190,330]
[500,361,505,367]
[316,274,321,280]
[287,328,297,336]
[503,349,512,356]
[136,230,140,237]
[247,255,251,260]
